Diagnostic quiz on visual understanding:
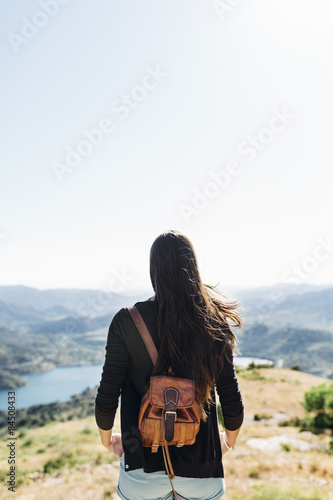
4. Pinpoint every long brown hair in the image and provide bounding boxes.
[149,230,243,422]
